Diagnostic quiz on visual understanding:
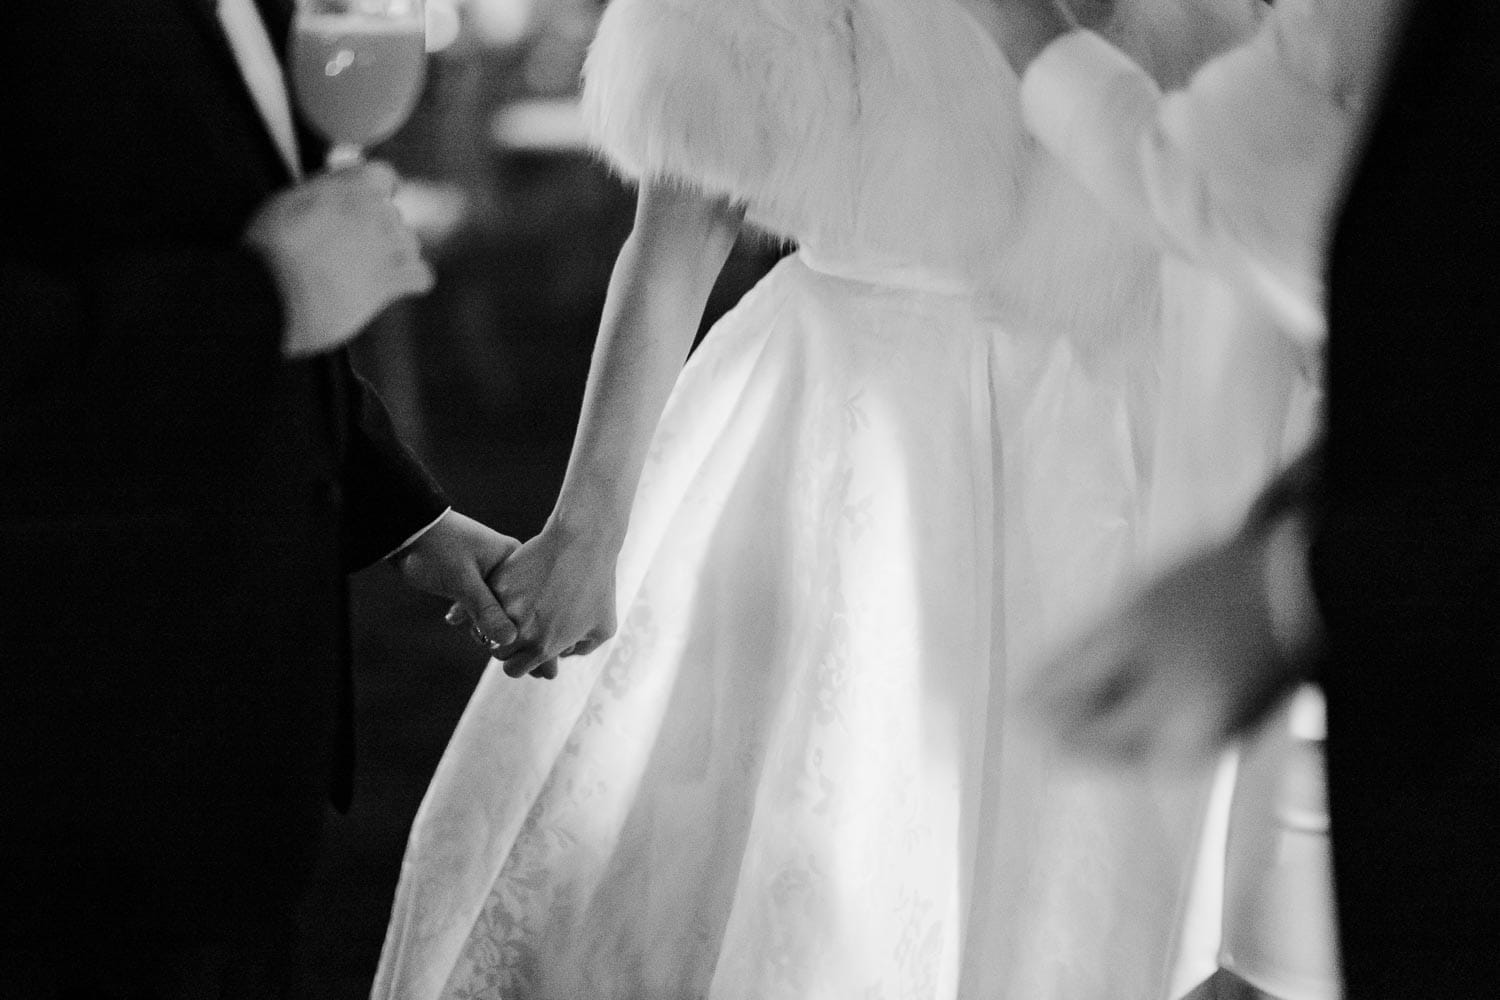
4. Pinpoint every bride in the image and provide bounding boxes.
[374,0,1264,997]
